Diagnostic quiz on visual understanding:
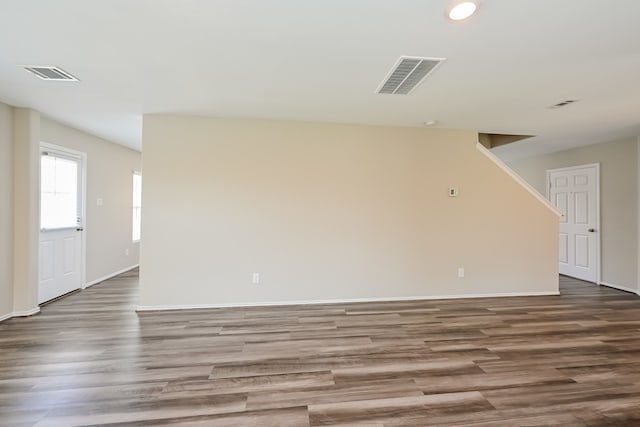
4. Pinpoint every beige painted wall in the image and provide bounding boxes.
[40,117,141,284]
[12,108,40,314]
[508,138,638,291]
[140,116,558,308]
[0,103,13,318]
